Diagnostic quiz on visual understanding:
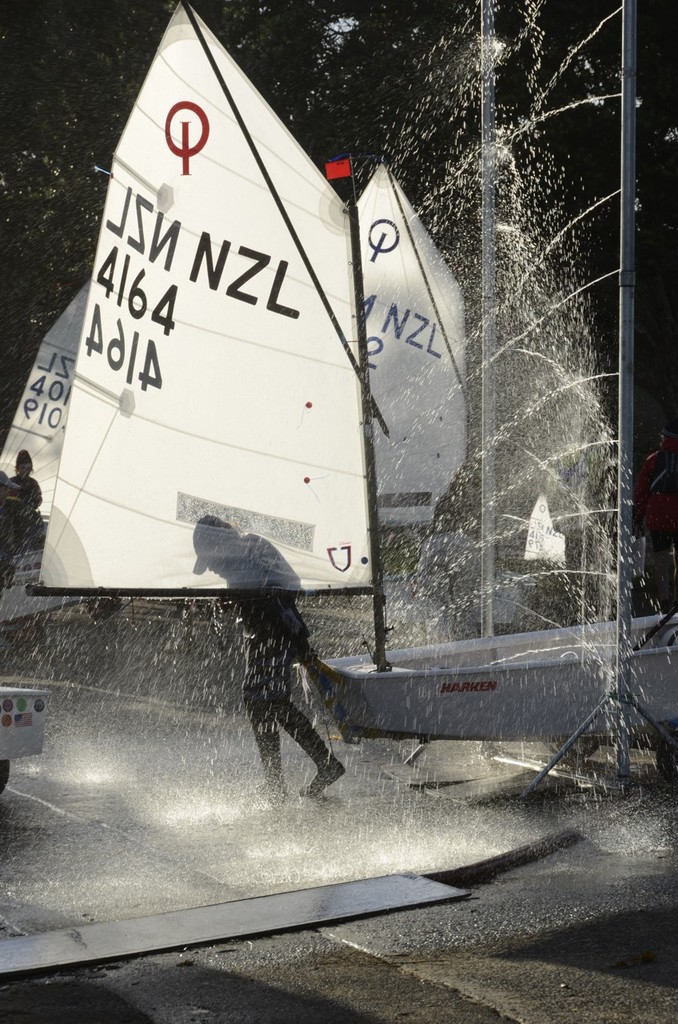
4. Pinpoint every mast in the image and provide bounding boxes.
[615,0,637,779]
[480,0,497,636]
[346,171,389,671]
